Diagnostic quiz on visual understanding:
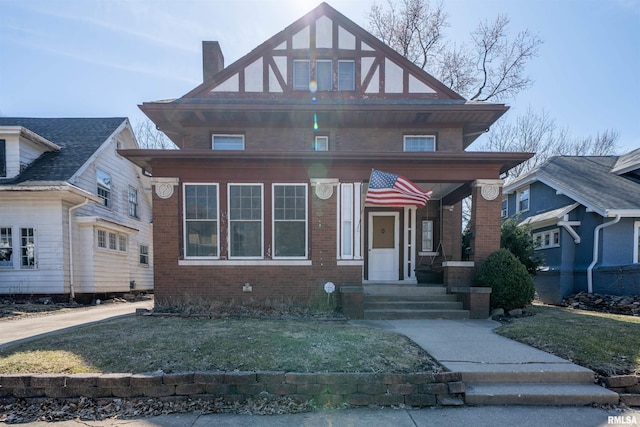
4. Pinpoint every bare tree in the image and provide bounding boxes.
[368,1,543,102]
[476,107,619,180]
[133,119,177,149]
